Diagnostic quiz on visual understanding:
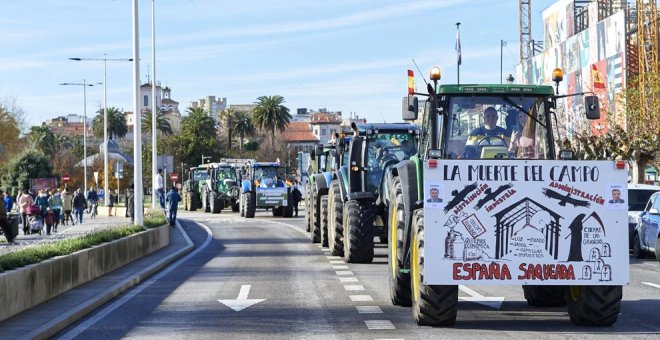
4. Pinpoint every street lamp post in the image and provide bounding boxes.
[69,55,132,207]
[132,0,144,226]
[60,80,99,194]
[151,0,159,209]
[201,155,211,164]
